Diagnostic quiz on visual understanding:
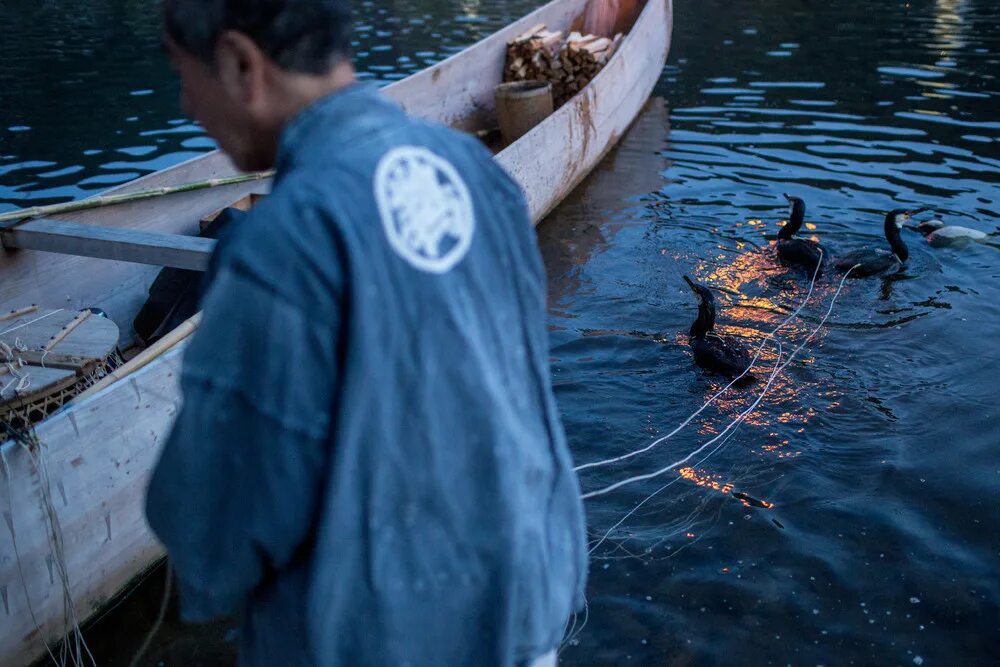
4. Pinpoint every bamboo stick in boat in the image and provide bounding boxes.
[74,313,201,402]
[42,310,91,351]
[0,171,274,224]
[0,305,38,322]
